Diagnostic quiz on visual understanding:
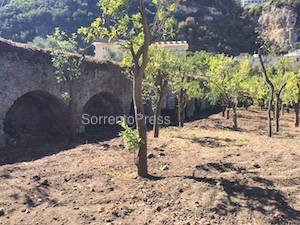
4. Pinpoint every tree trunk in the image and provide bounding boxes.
[275,94,280,132]
[68,81,76,141]
[222,106,226,117]
[281,105,284,115]
[226,108,230,119]
[295,100,300,127]
[133,75,148,177]
[258,47,274,137]
[267,96,273,137]
[287,105,290,113]
[178,89,185,127]
[232,104,238,131]
[272,105,275,119]
[153,81,168,138]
